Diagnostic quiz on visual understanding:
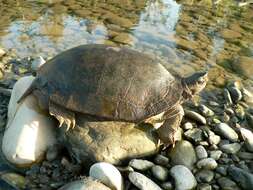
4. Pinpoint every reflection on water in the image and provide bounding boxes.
[0,0,253,82]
